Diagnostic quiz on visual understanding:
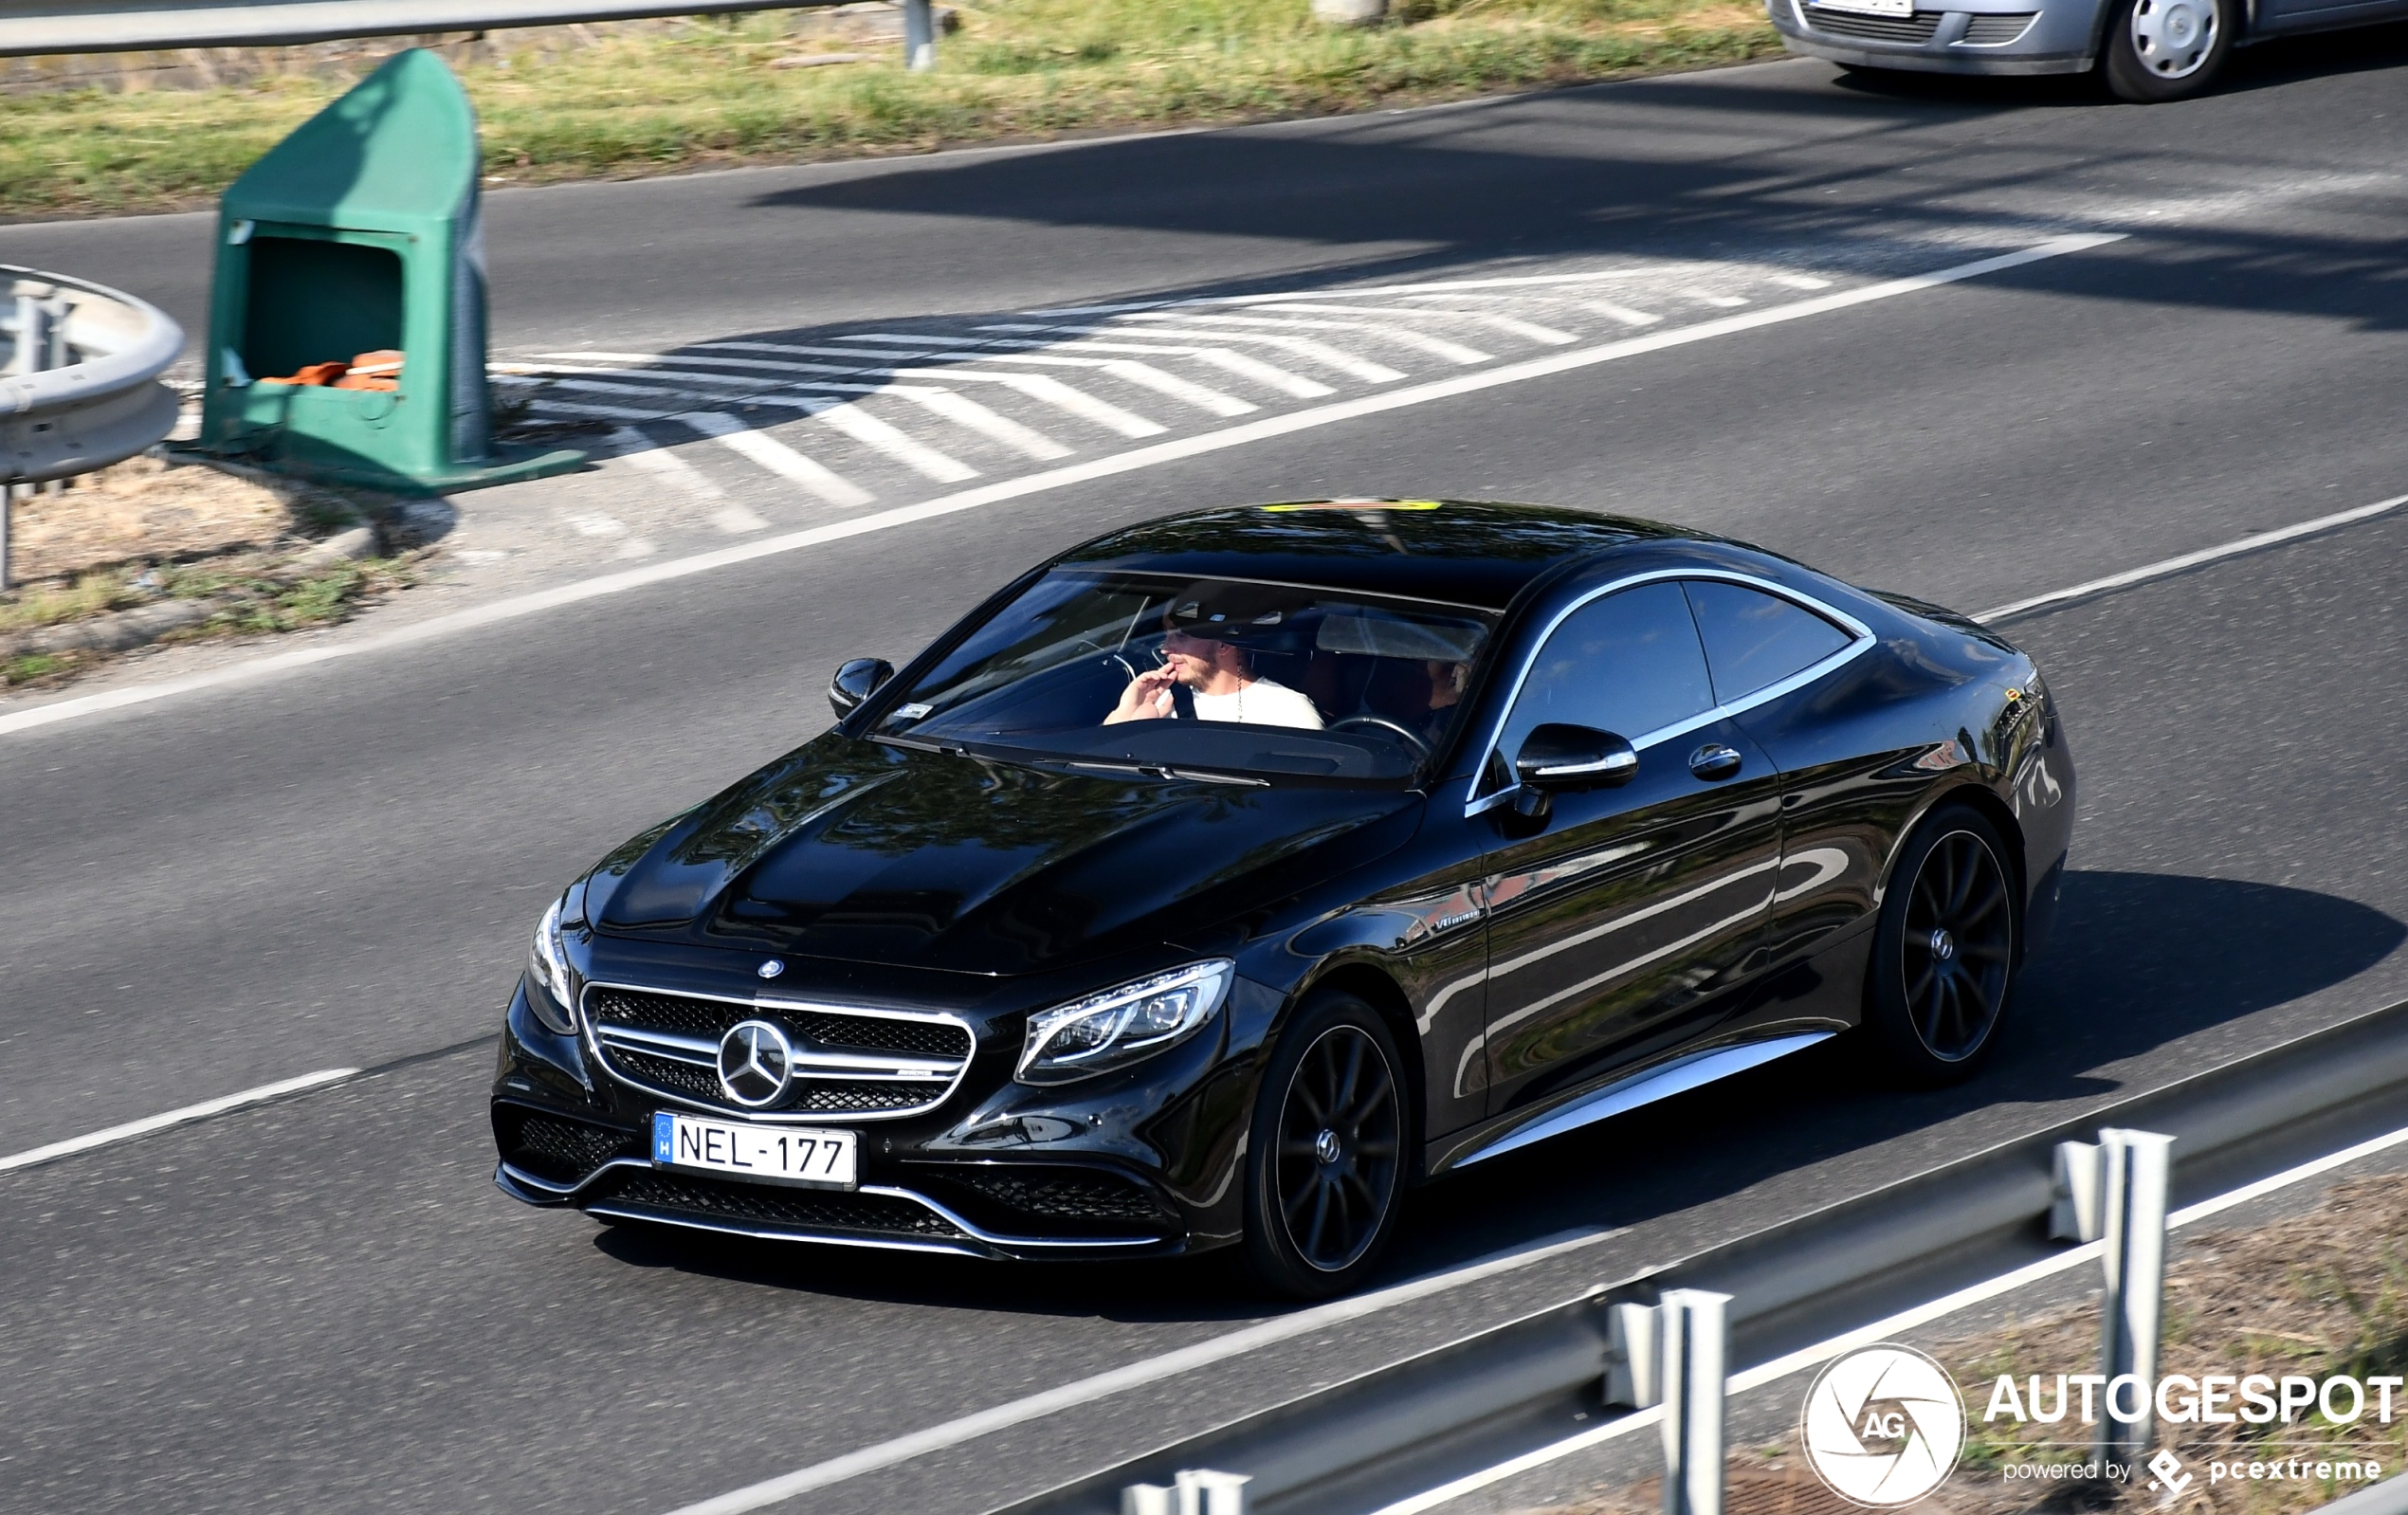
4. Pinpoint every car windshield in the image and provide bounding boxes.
[873,571,1497,783]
